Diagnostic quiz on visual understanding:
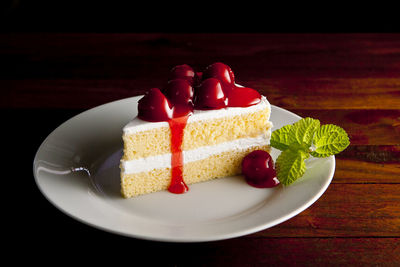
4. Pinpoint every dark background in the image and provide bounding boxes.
[1,0,399,33]
[2,1,399,265]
